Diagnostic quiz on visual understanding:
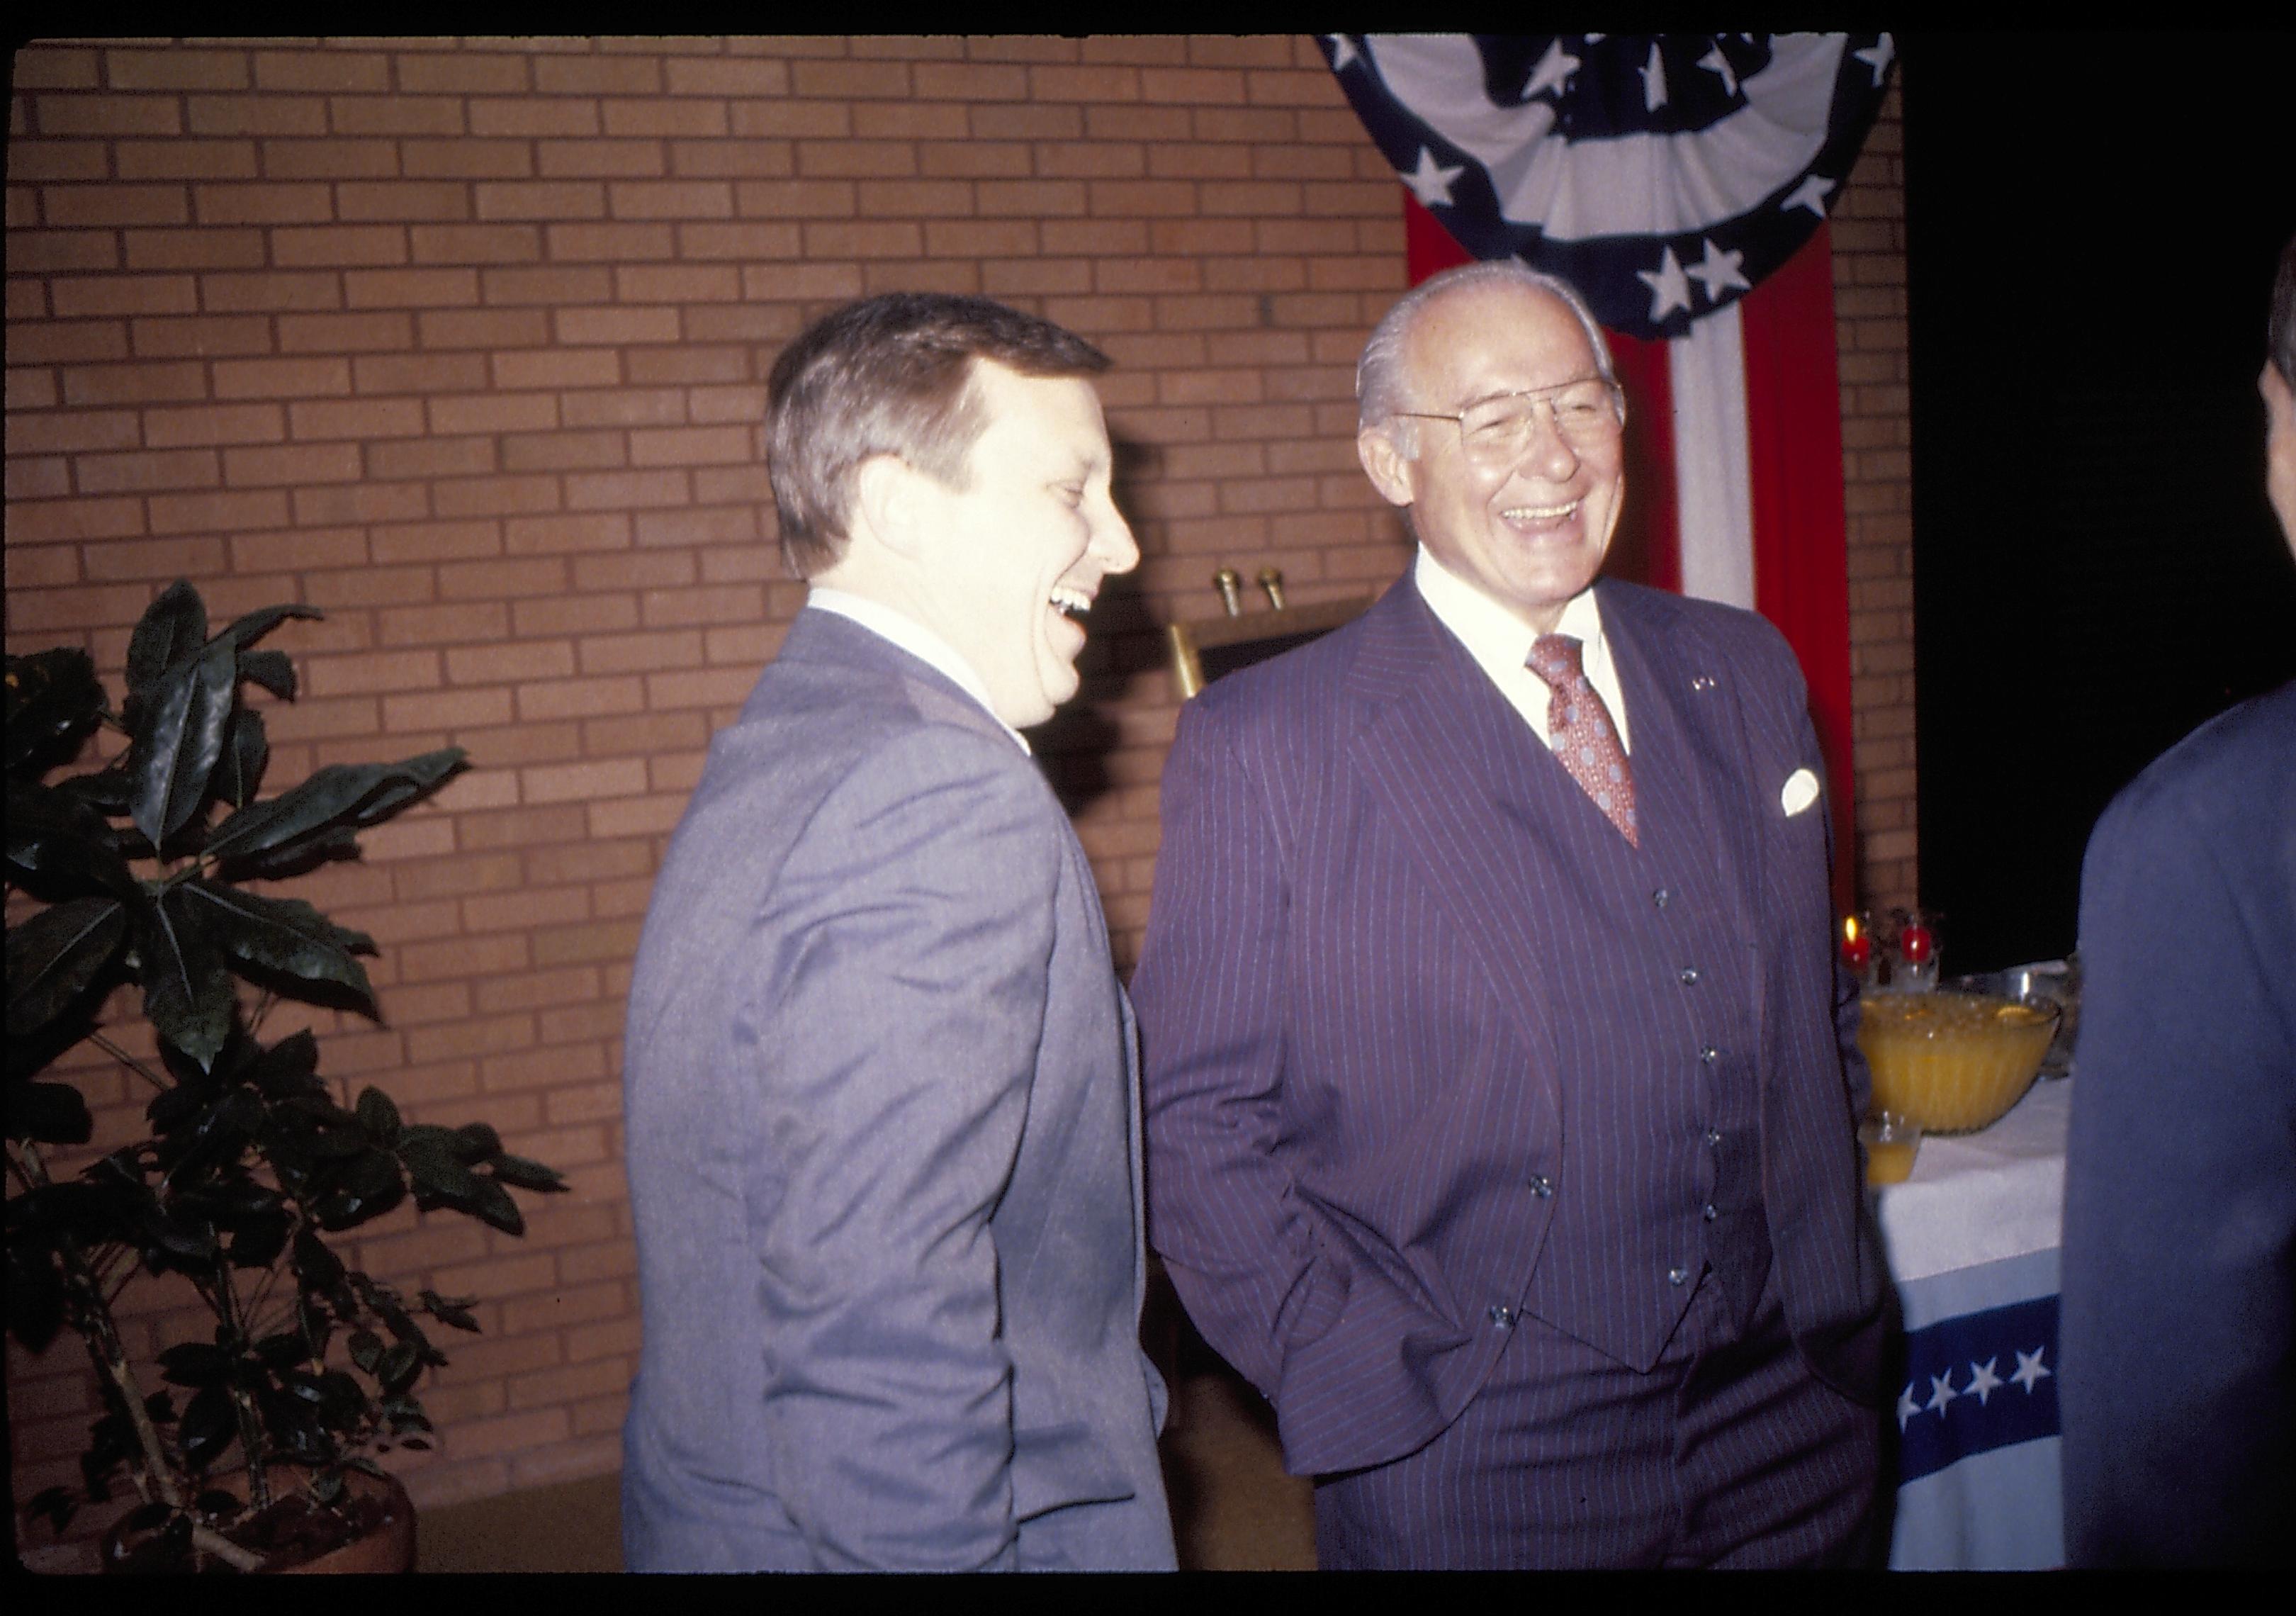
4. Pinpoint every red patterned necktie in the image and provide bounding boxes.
[1526,633,1638,847]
